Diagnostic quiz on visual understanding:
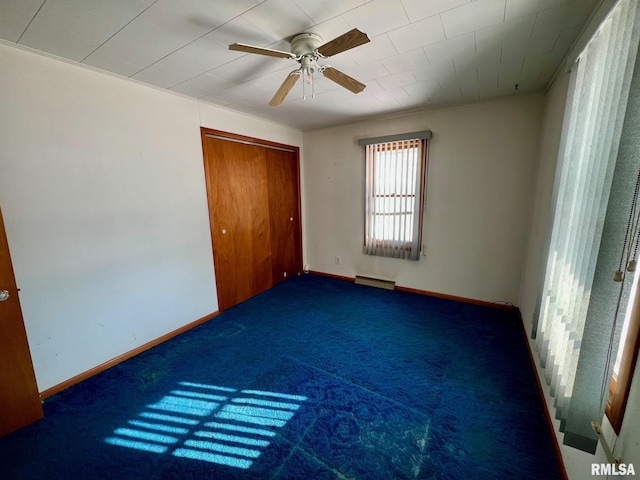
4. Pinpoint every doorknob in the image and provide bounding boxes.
[0,290,9,301]
[221,228,227,235]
